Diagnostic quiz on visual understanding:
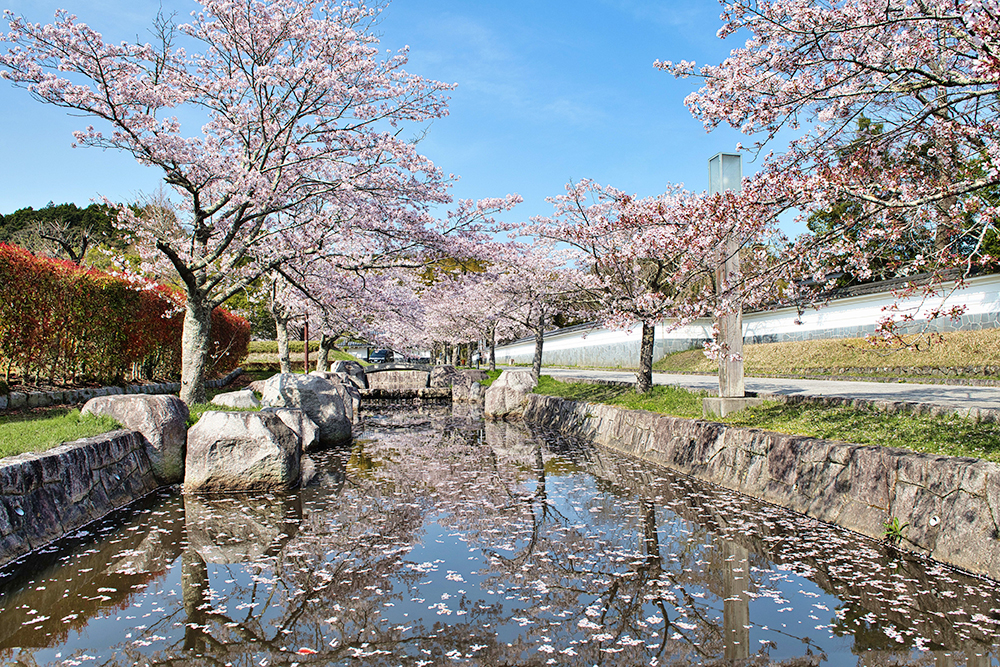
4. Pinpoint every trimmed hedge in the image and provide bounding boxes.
[0,243,249,384]
[248,340,321,354]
